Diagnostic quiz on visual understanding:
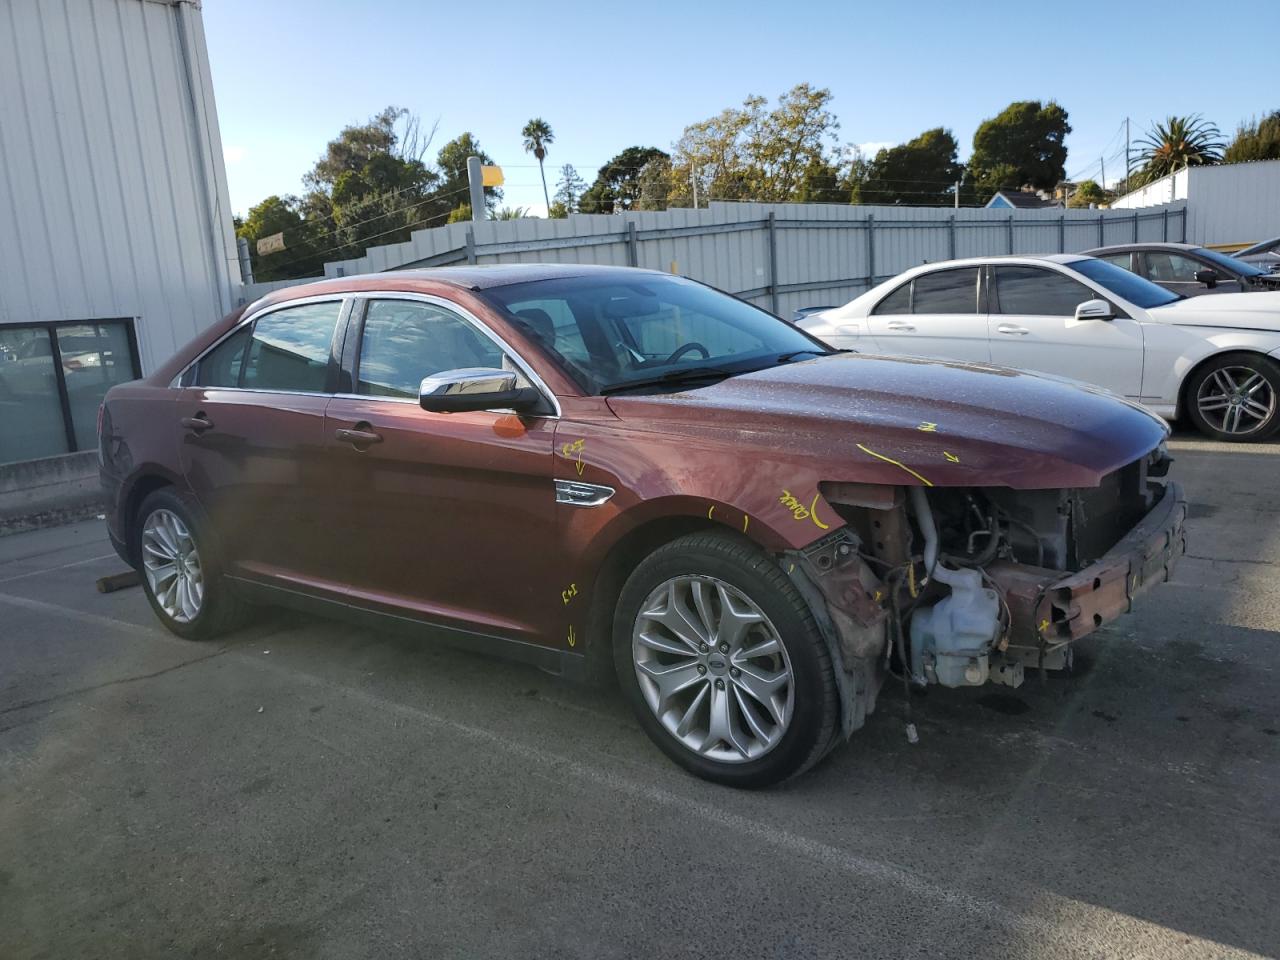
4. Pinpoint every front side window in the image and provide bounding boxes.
[357,299,507,399]
[481,274,829,394]
[1144,252,1201,283]
[909,268,979,314]
[241,302,342,393]
[993,266,1094,316]
[1070,258,1180,308]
